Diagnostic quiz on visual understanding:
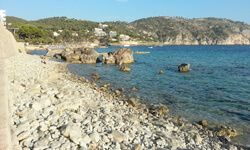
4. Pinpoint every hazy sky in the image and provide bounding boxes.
[1,0,250,24]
